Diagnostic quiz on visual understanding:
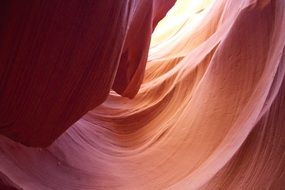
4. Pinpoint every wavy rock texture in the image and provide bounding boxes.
[0,0,175,147]
[0,0,285,189]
